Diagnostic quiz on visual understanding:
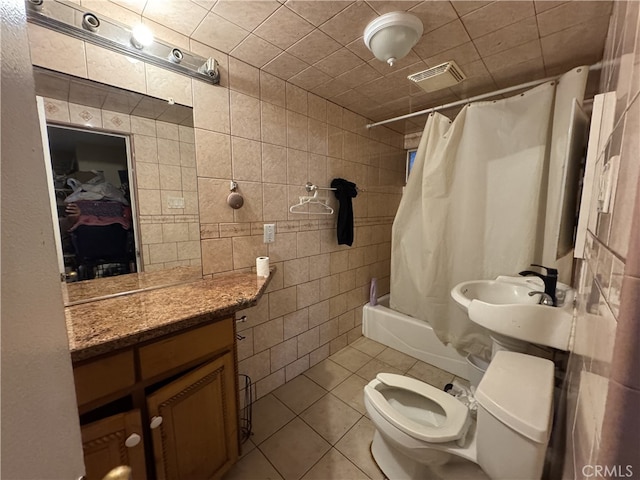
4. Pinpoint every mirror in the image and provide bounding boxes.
[34,68,202,305]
